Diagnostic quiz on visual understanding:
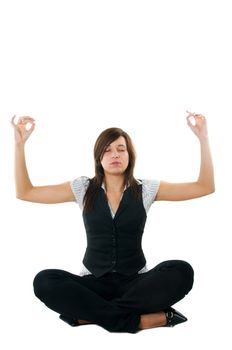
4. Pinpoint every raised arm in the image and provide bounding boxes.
[11,116,75,204]
[156,111,215,201]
